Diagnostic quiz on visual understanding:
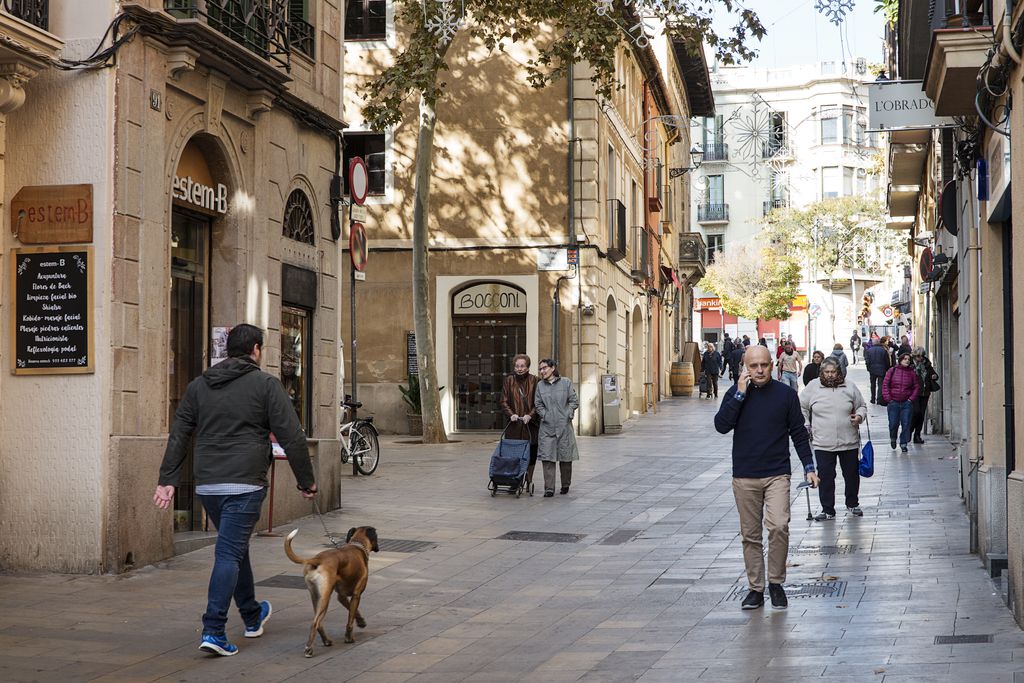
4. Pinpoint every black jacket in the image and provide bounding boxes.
[728,346,745,373]
[864,344,891,376]
[702,350,722,375]
[714,380,814,478]
[159,357,315,489]
[802,362,820,386]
